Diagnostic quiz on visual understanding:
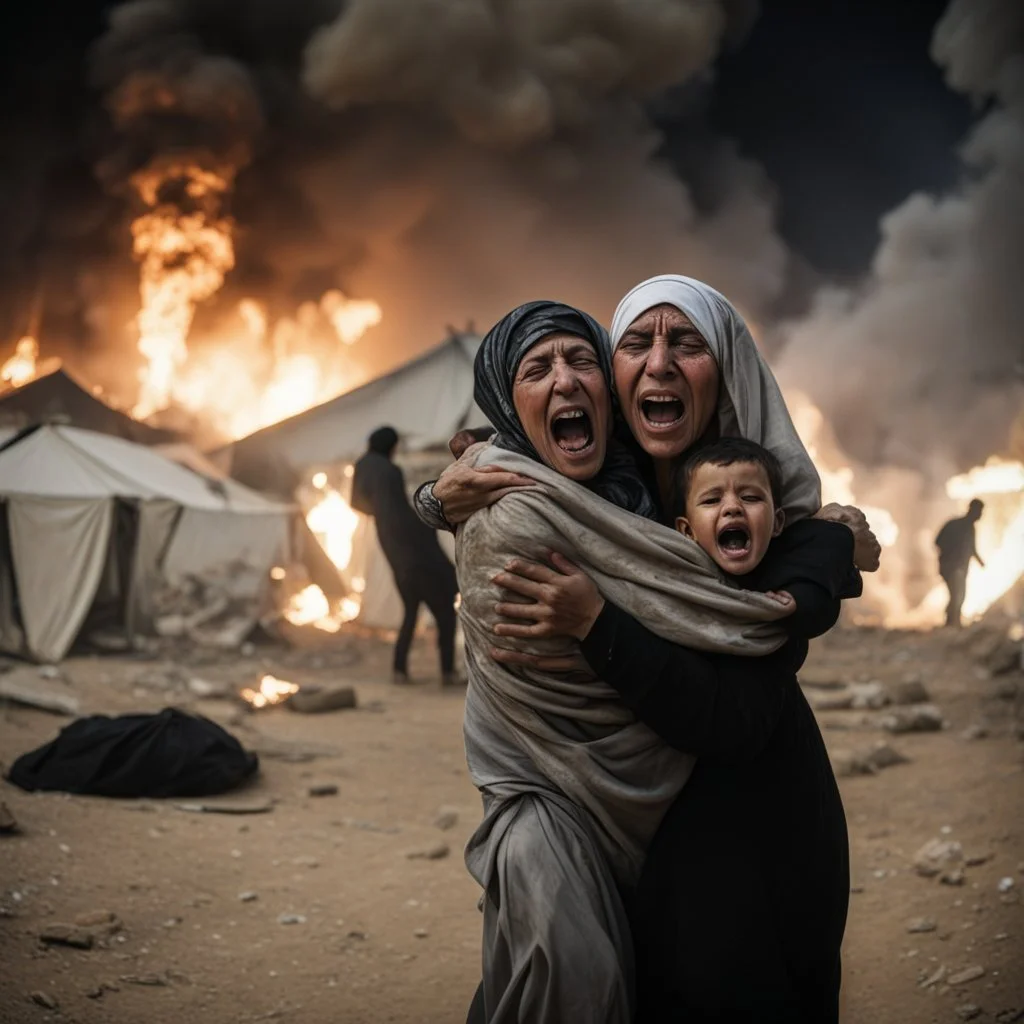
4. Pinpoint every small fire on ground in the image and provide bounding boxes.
[240,673,299,709]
